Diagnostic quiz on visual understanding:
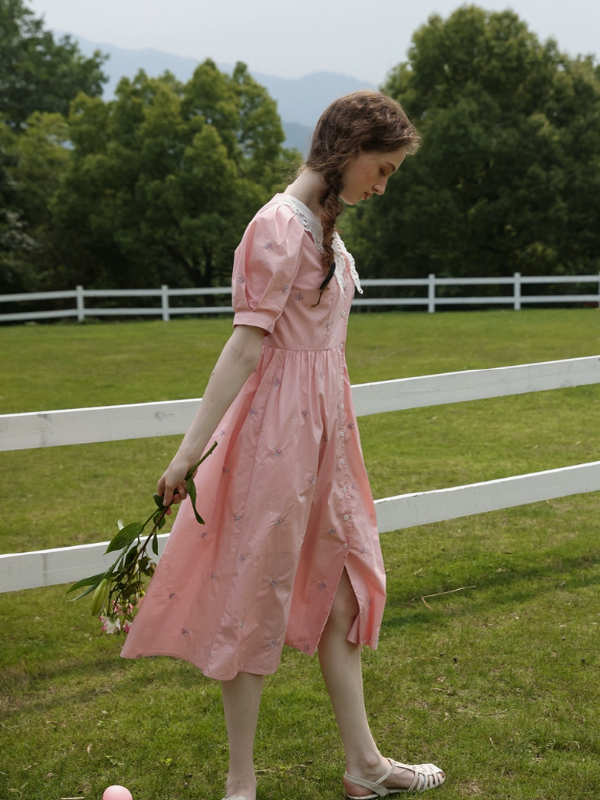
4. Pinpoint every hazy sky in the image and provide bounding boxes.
[29,0,600,85]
